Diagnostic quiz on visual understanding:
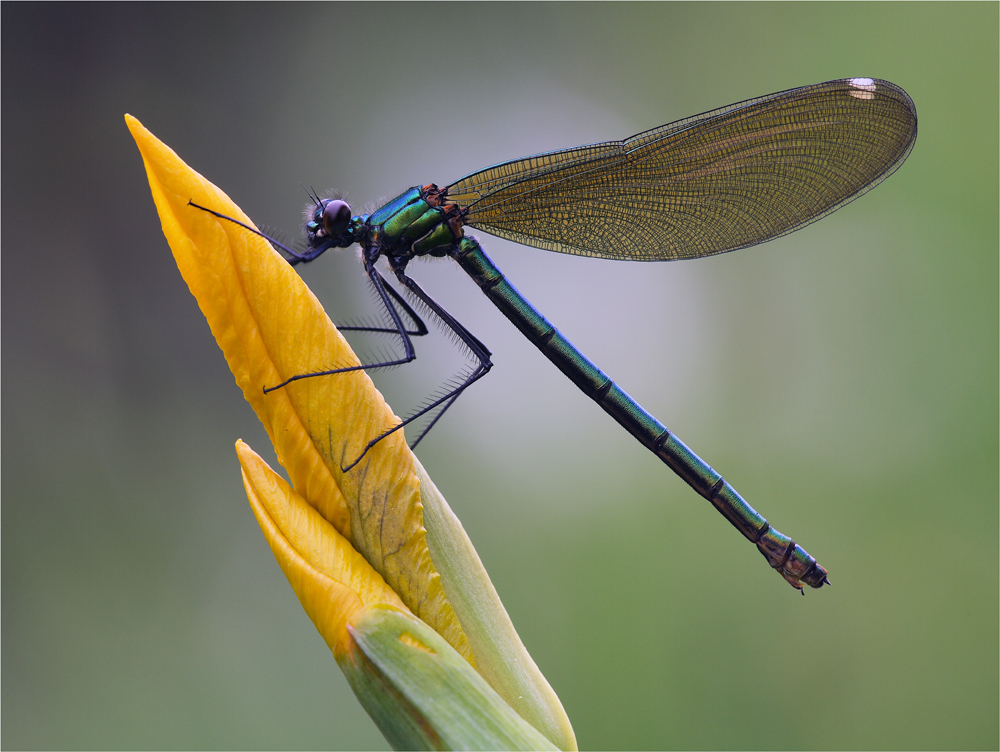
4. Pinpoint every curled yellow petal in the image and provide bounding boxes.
[238,440,407,652]
[129,115,576,750]
[126,114,469,662]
